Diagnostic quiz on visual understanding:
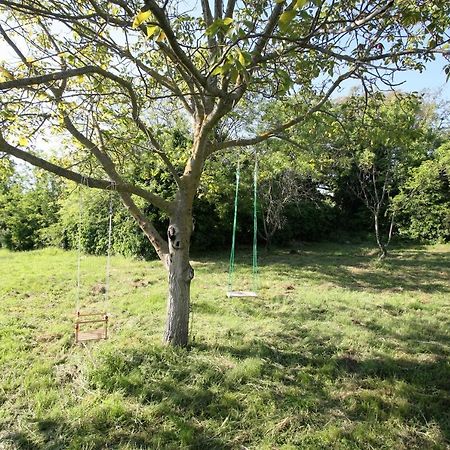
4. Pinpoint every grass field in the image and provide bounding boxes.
[0,243,449,449]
